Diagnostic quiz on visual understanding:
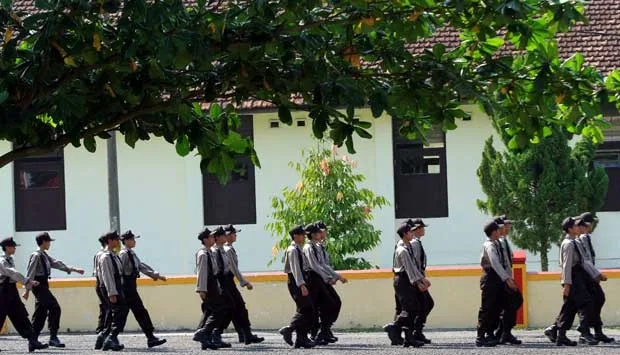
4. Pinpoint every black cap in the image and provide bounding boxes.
[578,212,598,224]
[499,214,513,224]
[576,218,587,227]
[410,218,429,230]
[316,221,328,231]
[35,232,55,245]
[484,221,500,237]
[0,237,20,248]
[305,223,321,235]
[289,225,306,238]
[397,223,412,238]
[103,231,120,240]
[210,226,226,237]
[562,217,577,232]
[224,224,241,234]
[120,230,140,241]
[98,235,107,245]
[197,228,212,241]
